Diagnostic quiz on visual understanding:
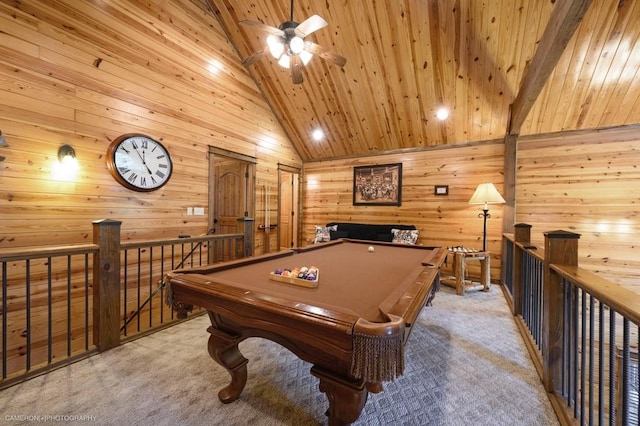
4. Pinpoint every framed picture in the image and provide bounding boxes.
[435,185,449,196]
[353,163,402,206]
